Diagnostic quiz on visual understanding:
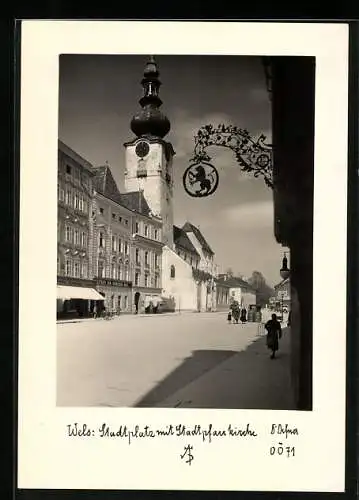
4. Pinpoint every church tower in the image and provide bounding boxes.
[124,56,175,248]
